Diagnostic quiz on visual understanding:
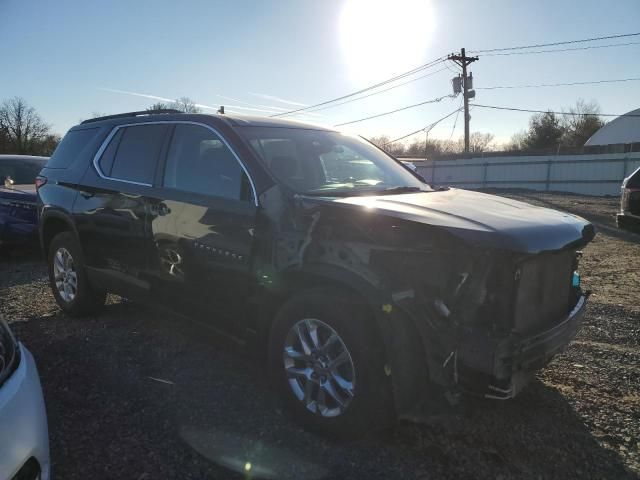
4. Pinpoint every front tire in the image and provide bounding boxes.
[48,232,106,316]
[268,288,394,438]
